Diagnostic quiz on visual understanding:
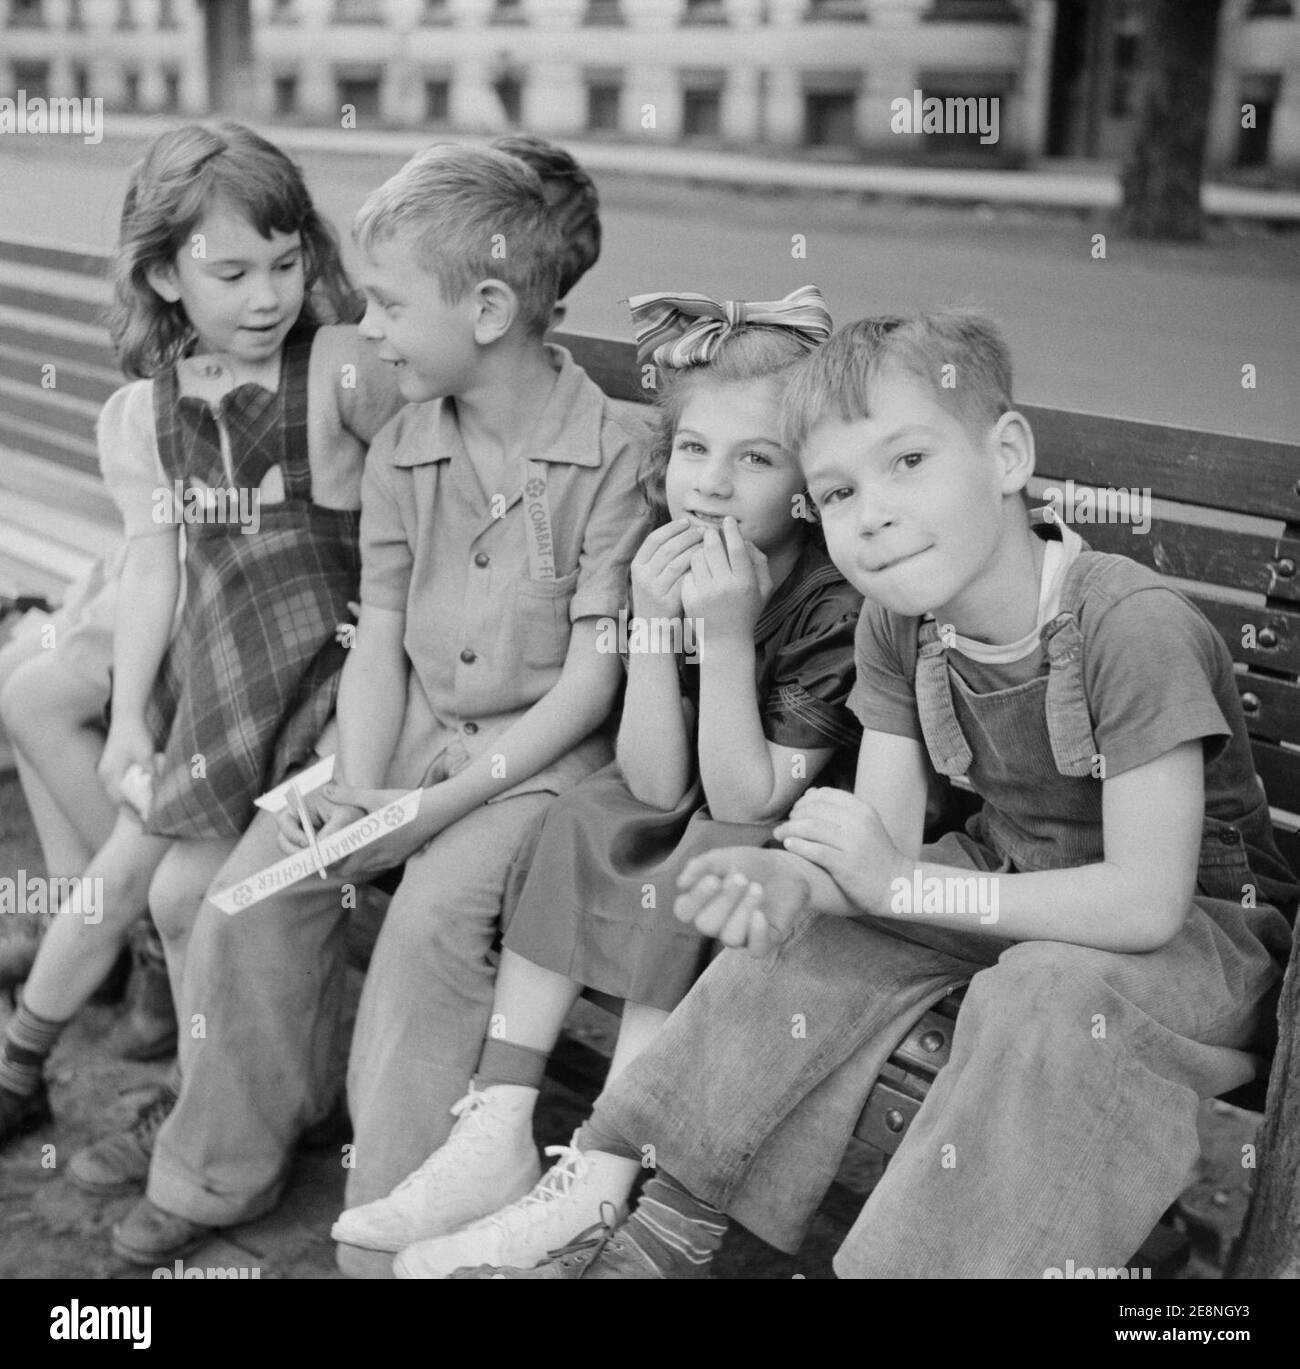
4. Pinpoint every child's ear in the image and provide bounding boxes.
[549,300,568,330]
[145,262,182,305]
[992,410,1035,495]
[472,279,519,344]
